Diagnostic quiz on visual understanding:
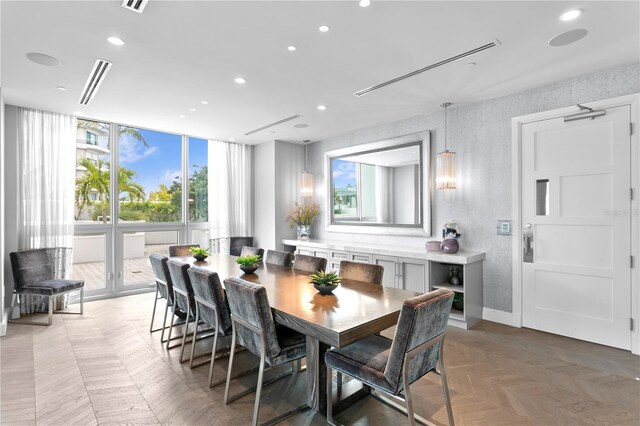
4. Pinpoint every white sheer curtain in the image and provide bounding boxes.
[375,165,393,223]
[16,107,76,313]
[208,140,253,253]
